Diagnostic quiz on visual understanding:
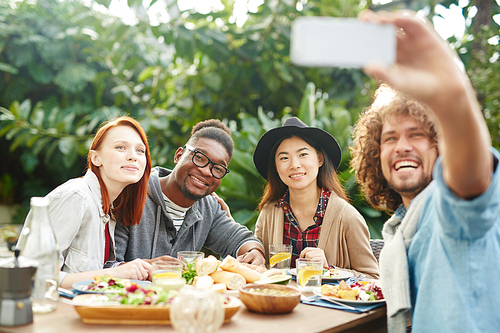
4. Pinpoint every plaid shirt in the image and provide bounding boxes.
[276,188,331,268]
